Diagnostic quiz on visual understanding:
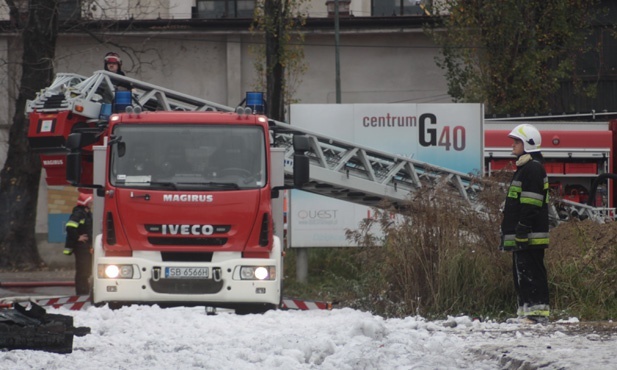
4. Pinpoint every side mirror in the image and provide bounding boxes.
[65,133,82,185]
[65,132,82,150]
[292,135,310,187]
[293,135,310,152]
[66,151,82,185]
[293,155,309,187]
